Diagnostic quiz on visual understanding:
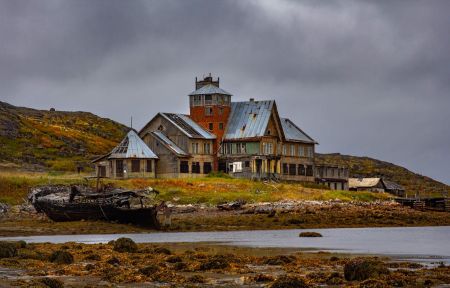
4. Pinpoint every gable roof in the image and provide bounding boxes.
[280,118,317,144]
[160,113,216,139]
[383,180,405,191]
[109,130,158,159]
[224,100,281,140]
[151,131,189,157]
[349,178,383,189]
[189,84,232,96]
